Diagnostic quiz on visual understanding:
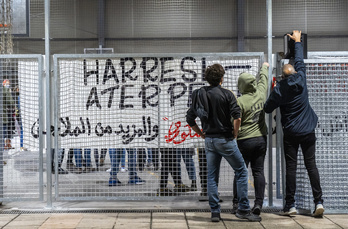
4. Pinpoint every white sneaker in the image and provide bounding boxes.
[120,167,127,172]
[106,168,111,172]
[280,207,297,216]
[313,204,324,217]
